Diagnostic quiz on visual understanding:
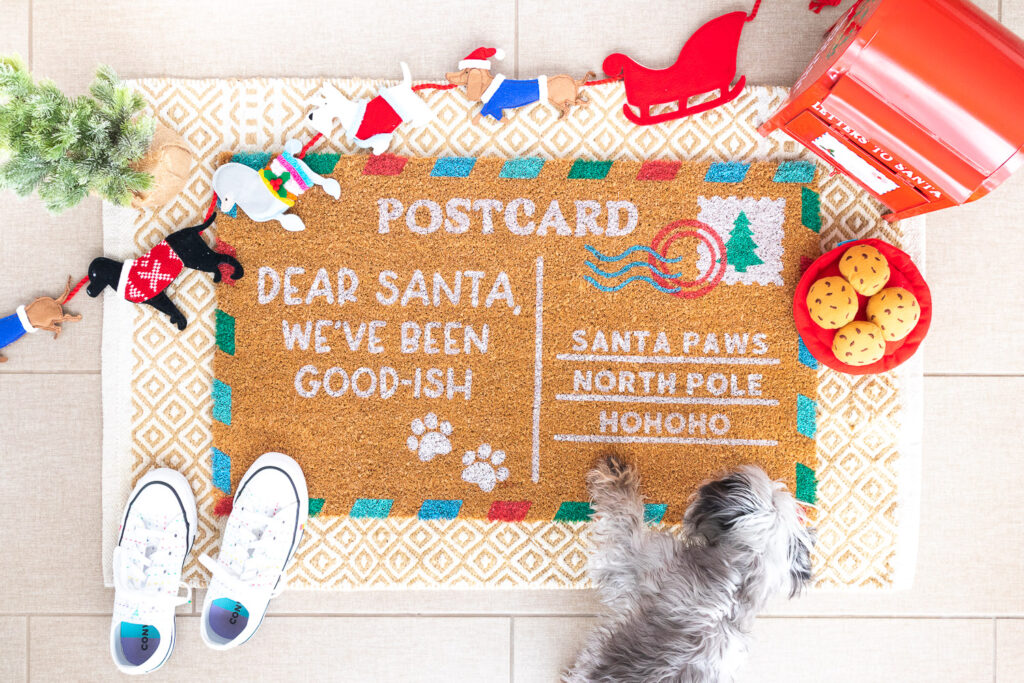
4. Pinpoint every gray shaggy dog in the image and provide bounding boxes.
[565,456,814,683]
